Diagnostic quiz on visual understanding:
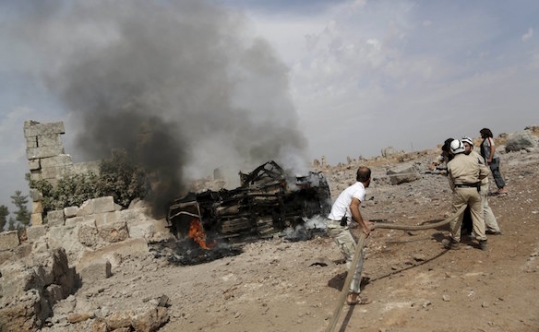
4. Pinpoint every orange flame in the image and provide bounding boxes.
[188,218,215,249]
